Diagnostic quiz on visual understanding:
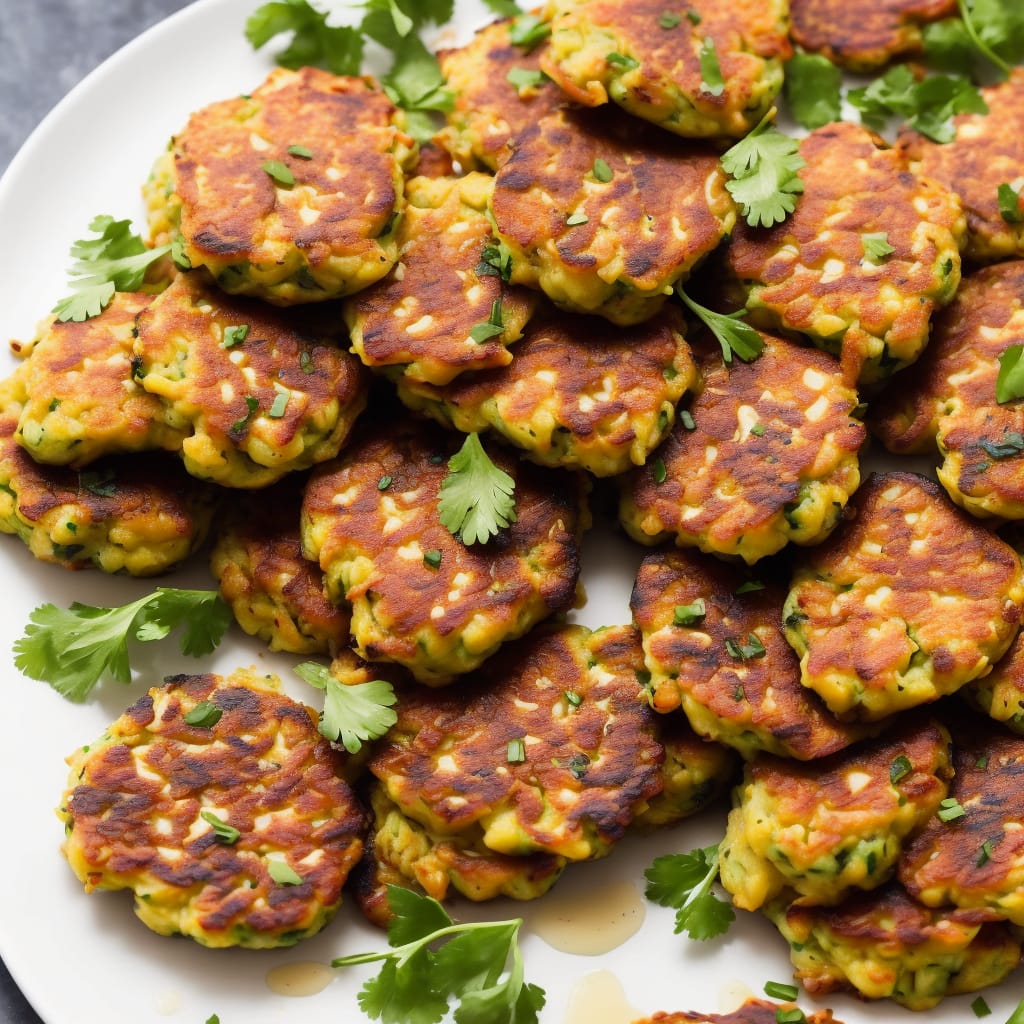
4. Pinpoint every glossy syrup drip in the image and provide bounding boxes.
[265,961,334,997]
[563,970,642,1024]
[529,879,646,955]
